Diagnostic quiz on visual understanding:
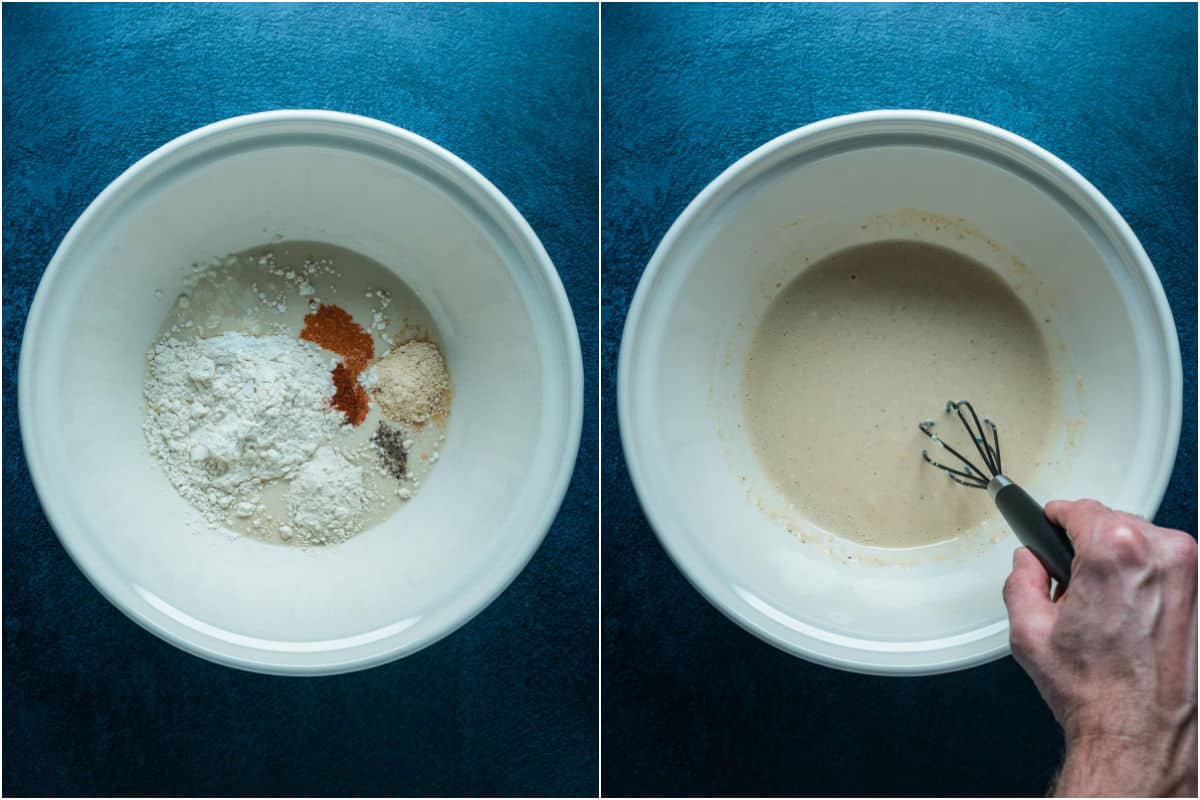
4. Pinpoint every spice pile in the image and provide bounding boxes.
[143,244,451,546]
[301,303,375,426]
[364,340,451,426]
